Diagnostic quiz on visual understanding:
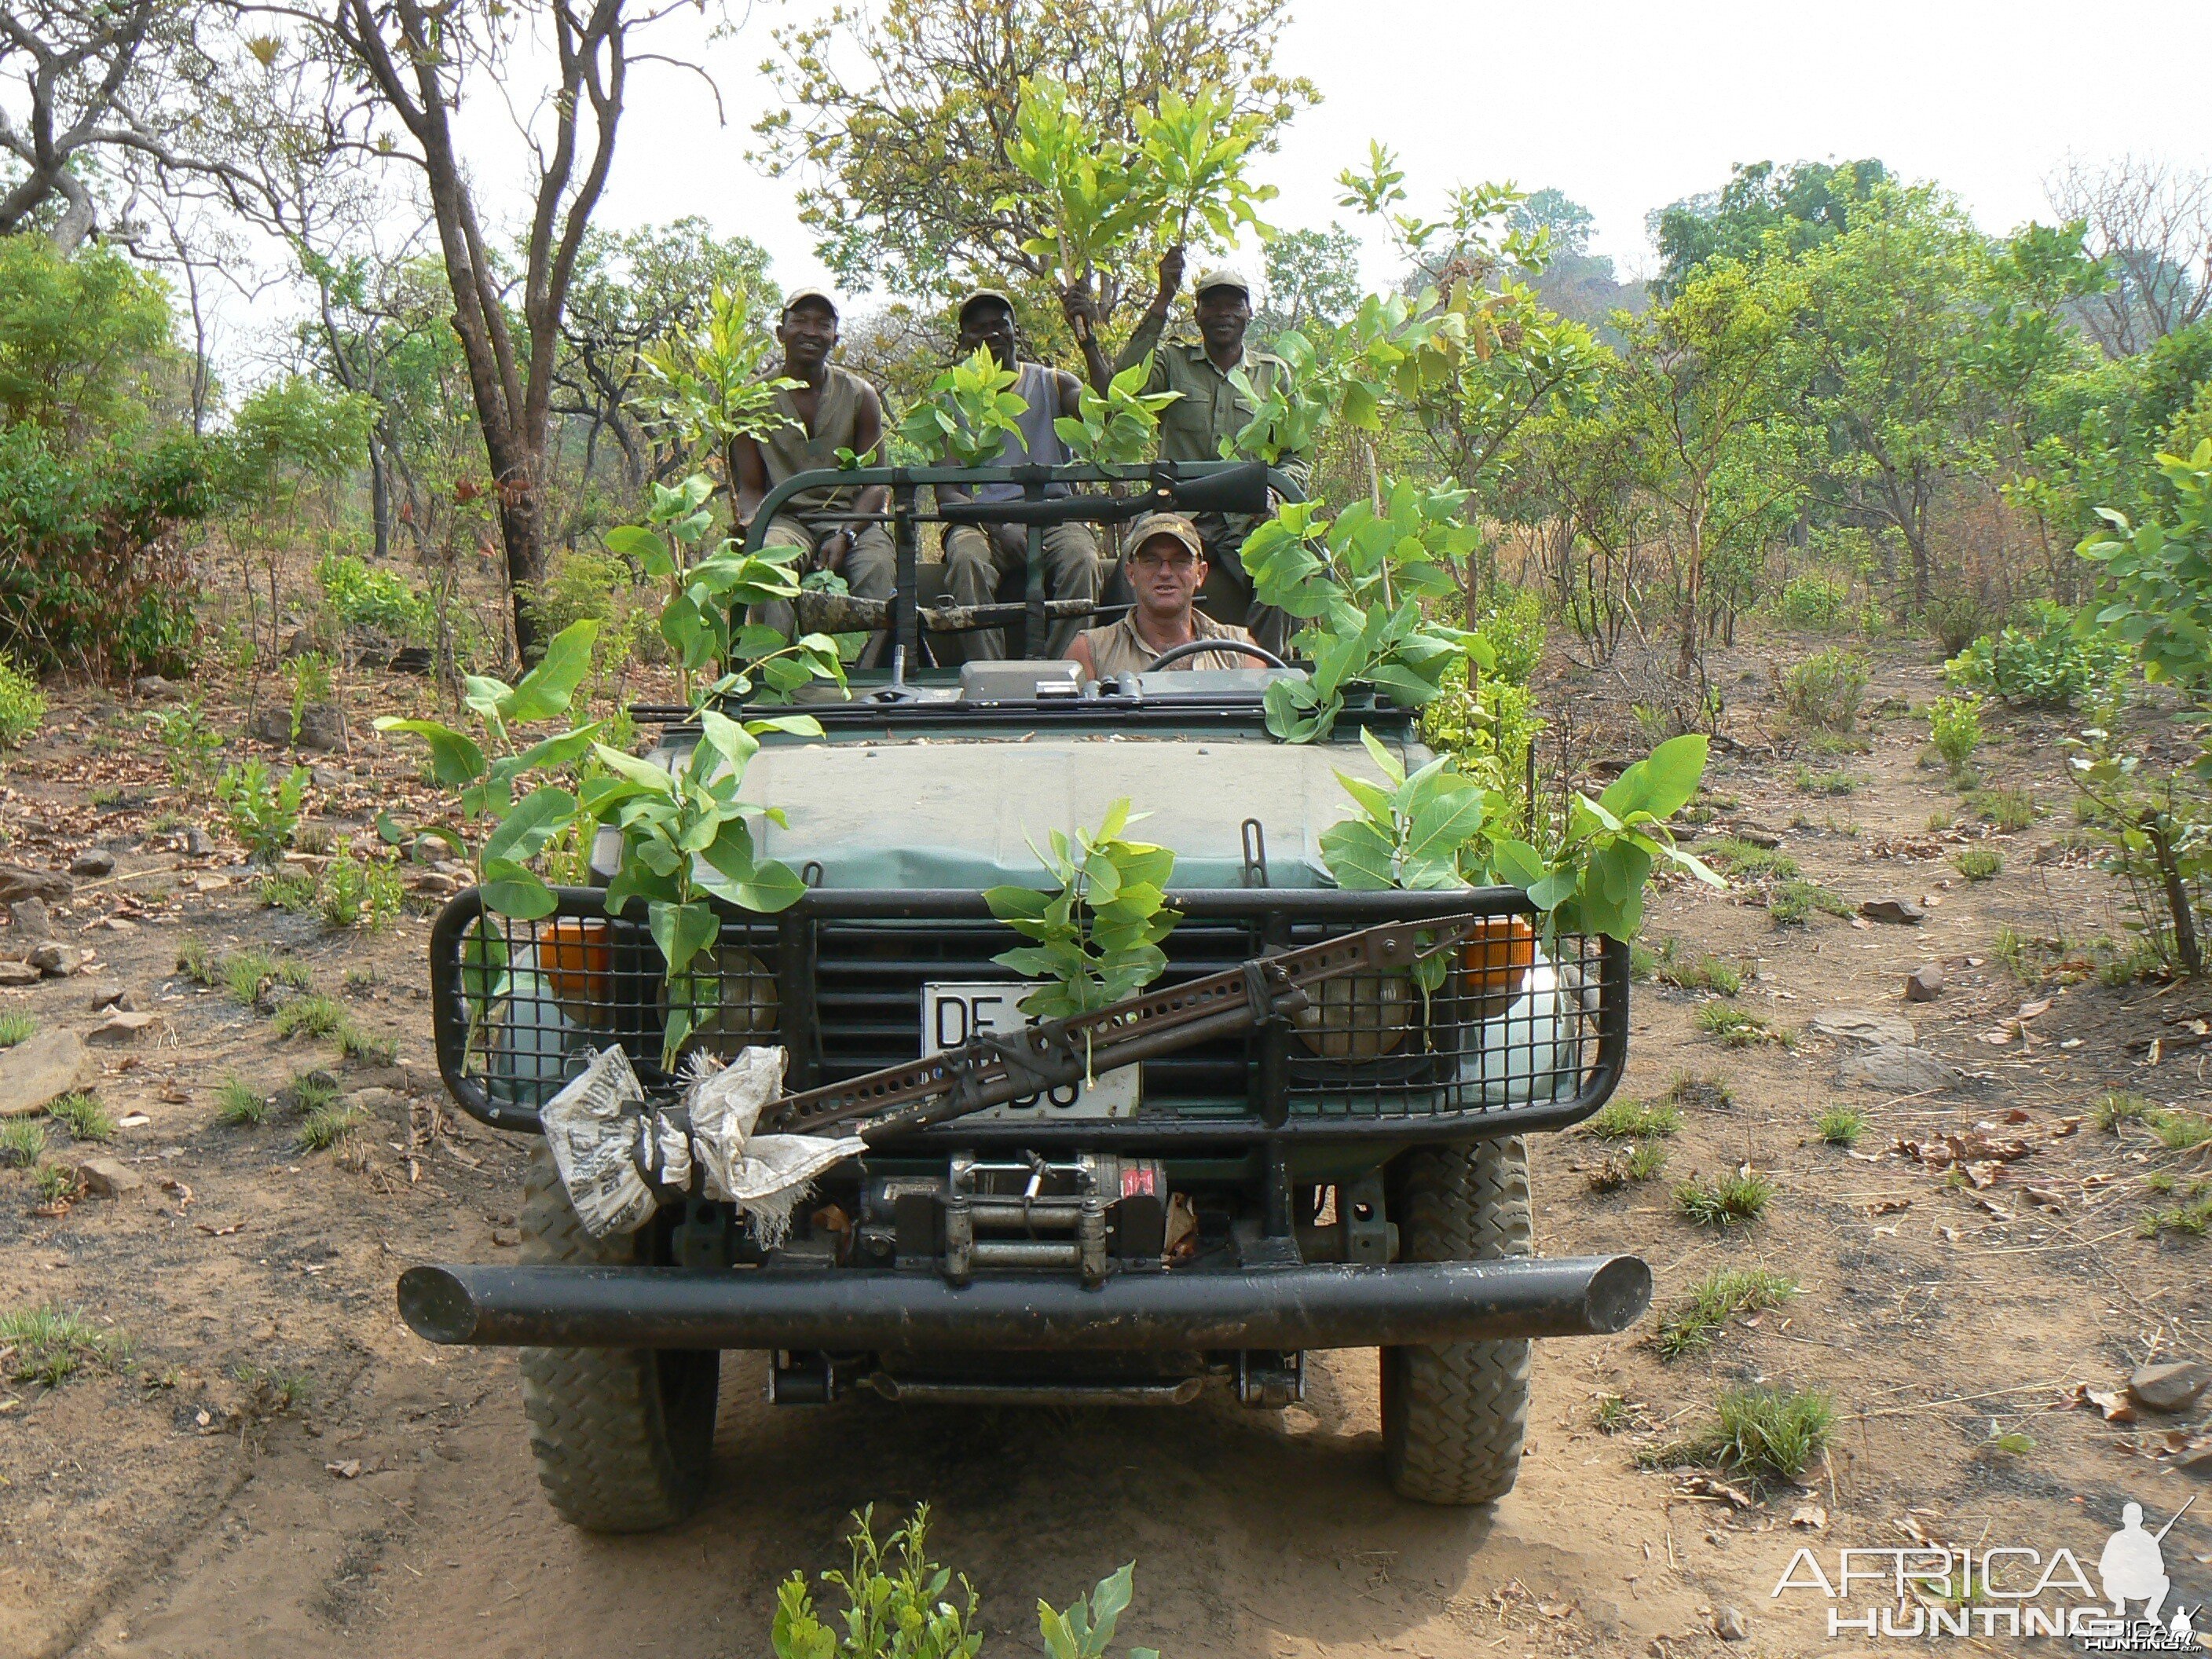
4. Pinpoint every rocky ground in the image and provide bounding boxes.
[0,637,2207,1659]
